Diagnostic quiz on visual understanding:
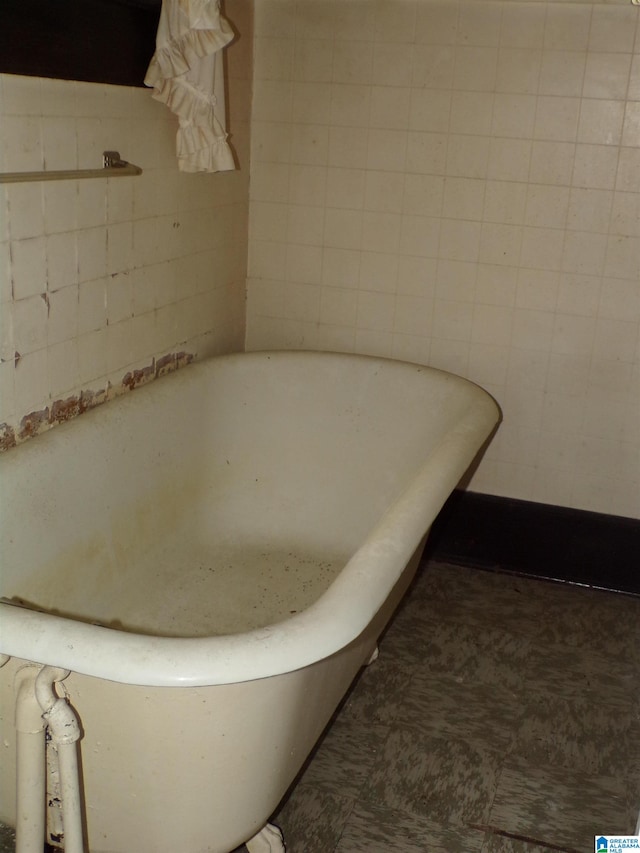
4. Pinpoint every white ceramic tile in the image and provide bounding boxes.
[511,307,555,351]
[43,182,78,234]
[453,46,498,92]
[14,348,49,415]
[1,74,43,115]
[292,83,331,126]
[447,135,491,180]
[500,3,546,50]
[105,319,134,376]
[0,242,12,304]
[621,102,640,148]
[492,94,537,140]
[544,4,592,52]
[516,268,560,311]
[534,97,581,143]
[321,247,361,287]
[281,280,321,320]
[435,259,476,303]
[0,360,16,423]
[572,144,619,190]
[319,286,358,327]
[359,252,399,294]
[557,274,601,318]
[285,244,323,285]
[476,263,518,307]
[450,92,494,136]
[483,181,527,226]
[78,278,107,335]
[361,212,401,254]
[46,232,78,292]
[293,38,333,83]
[487,138,531,183]
[287,205,325,247]
[370,86,411,131]
[603,236,640,281]
[496,48,542,95]
[529,141,576,186]
[588,6,638,54]
[610,192,640,237]
[411,45,455,89]
[290,123,329,166]
[561,231,607,276]
[372,42,415,88]
[566,188,612,234]
[2,116,43,172]
[11,237,47,300]
[396,256,437,297]
[551,313,597,357]
[77,228,107,284]
[578,100,625,147]
[539,52,587,98]
[393,294,433,337]
[415,0,458,47]
[48,338,80,399]
[524,184,570,230]
[7,184,45,240]
[42,116,77,171]
[405,132,447,176]
[399,214,441,258]
[599,277,640,323]
[248,3,640,516]
[583,53,632,100]
[47,285,79,346]
[409,90,452,133]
